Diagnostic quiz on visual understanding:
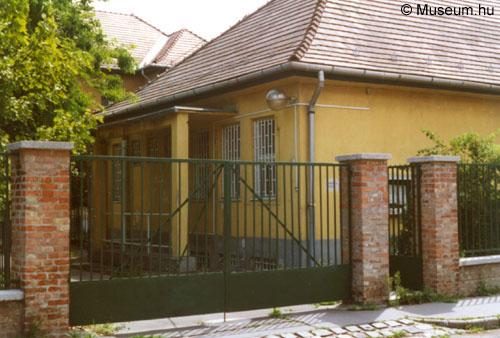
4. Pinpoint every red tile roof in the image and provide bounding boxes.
[105,0,500,117]
[95,11,205,69]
